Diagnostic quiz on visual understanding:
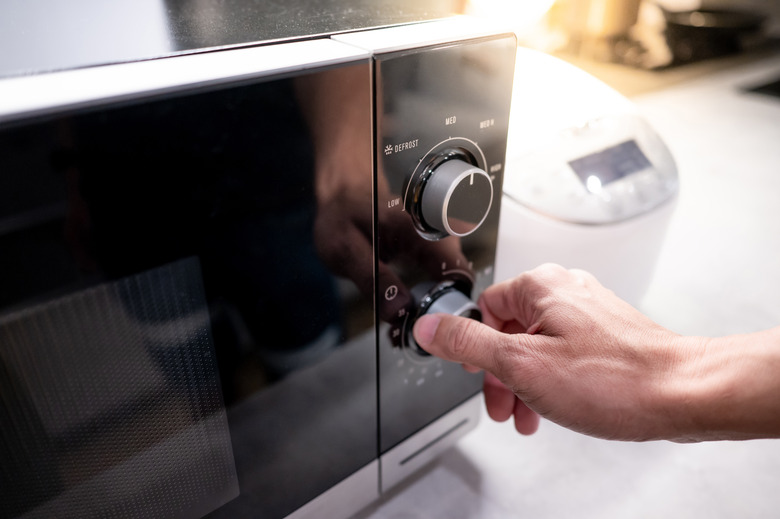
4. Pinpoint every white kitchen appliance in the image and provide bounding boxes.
[496,48,678,306]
